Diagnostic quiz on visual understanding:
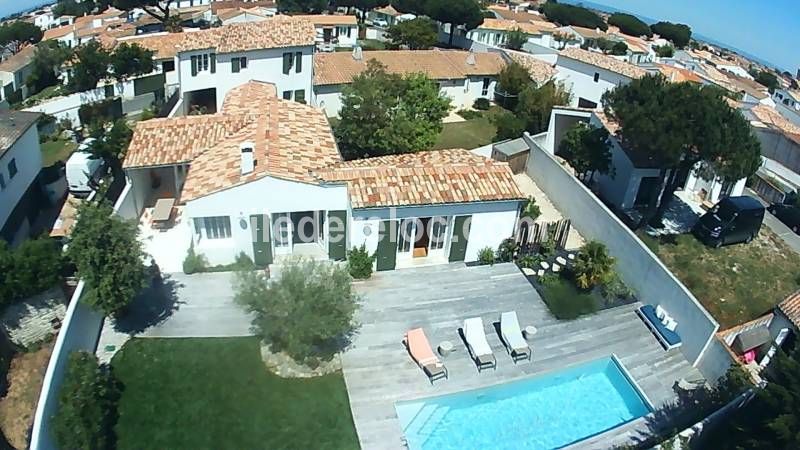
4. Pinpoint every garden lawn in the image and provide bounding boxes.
[40,138,76,166]
[432,107,503,150]
[640,229,800,329]
[112,337,359,450]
